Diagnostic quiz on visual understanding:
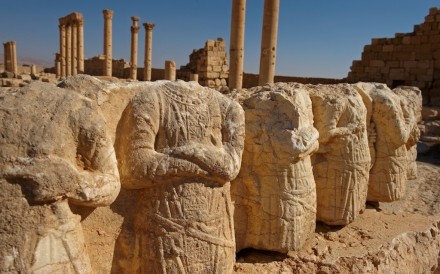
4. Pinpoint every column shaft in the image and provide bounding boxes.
[71,22,78,75]
[59,24,66,77]
[77,19,84,73]
[10,41,18,74]
[164,60,176,81]
[143,23,155,81]
[229,0,246,90]
[258,0,280,86]
[130,17,140,80]
[103,9,113,76]
[66,24,72,76]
